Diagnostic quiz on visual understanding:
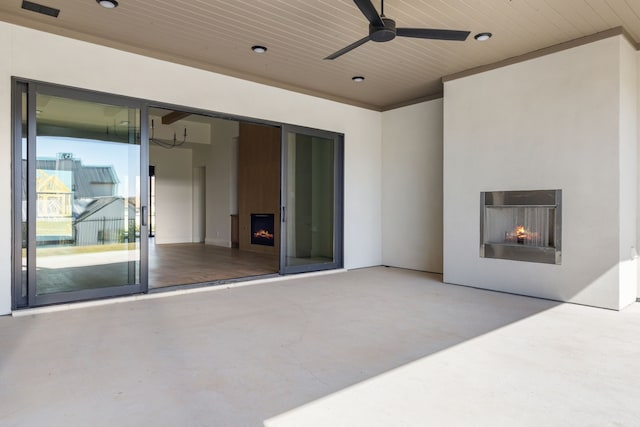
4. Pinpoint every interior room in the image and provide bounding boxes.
[147,108,280,288]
